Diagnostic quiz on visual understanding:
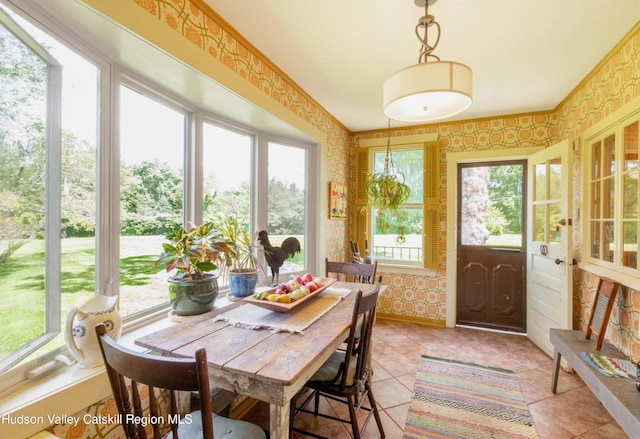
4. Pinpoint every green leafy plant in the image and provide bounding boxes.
[217,214,261,273]
[155,222,226,280]
[362,121,411,244]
